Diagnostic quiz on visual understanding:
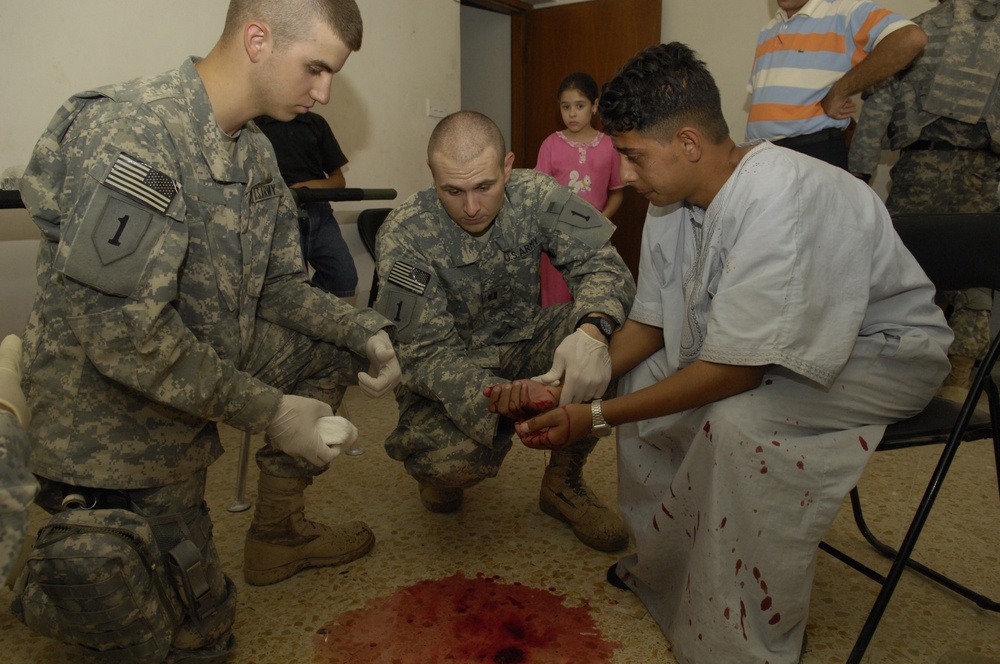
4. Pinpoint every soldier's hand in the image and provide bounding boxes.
[267,394,345,466]
[357,330,401,398]
[534,328,611,406]
[0,335,29,427]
